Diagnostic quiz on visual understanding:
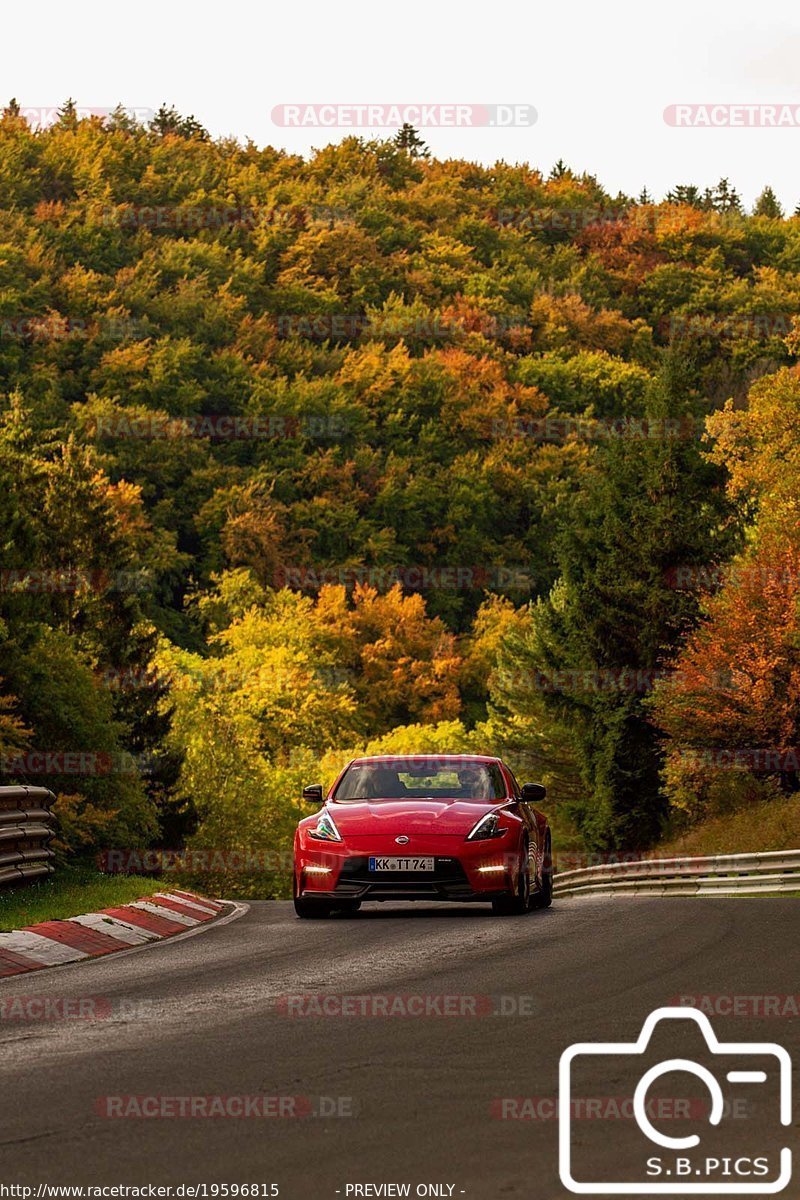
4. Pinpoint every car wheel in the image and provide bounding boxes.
[294,896,334,919]
[492,845,531,916]
[334,900,362,916]
[530,833,553,909]
[293,873,333,918]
